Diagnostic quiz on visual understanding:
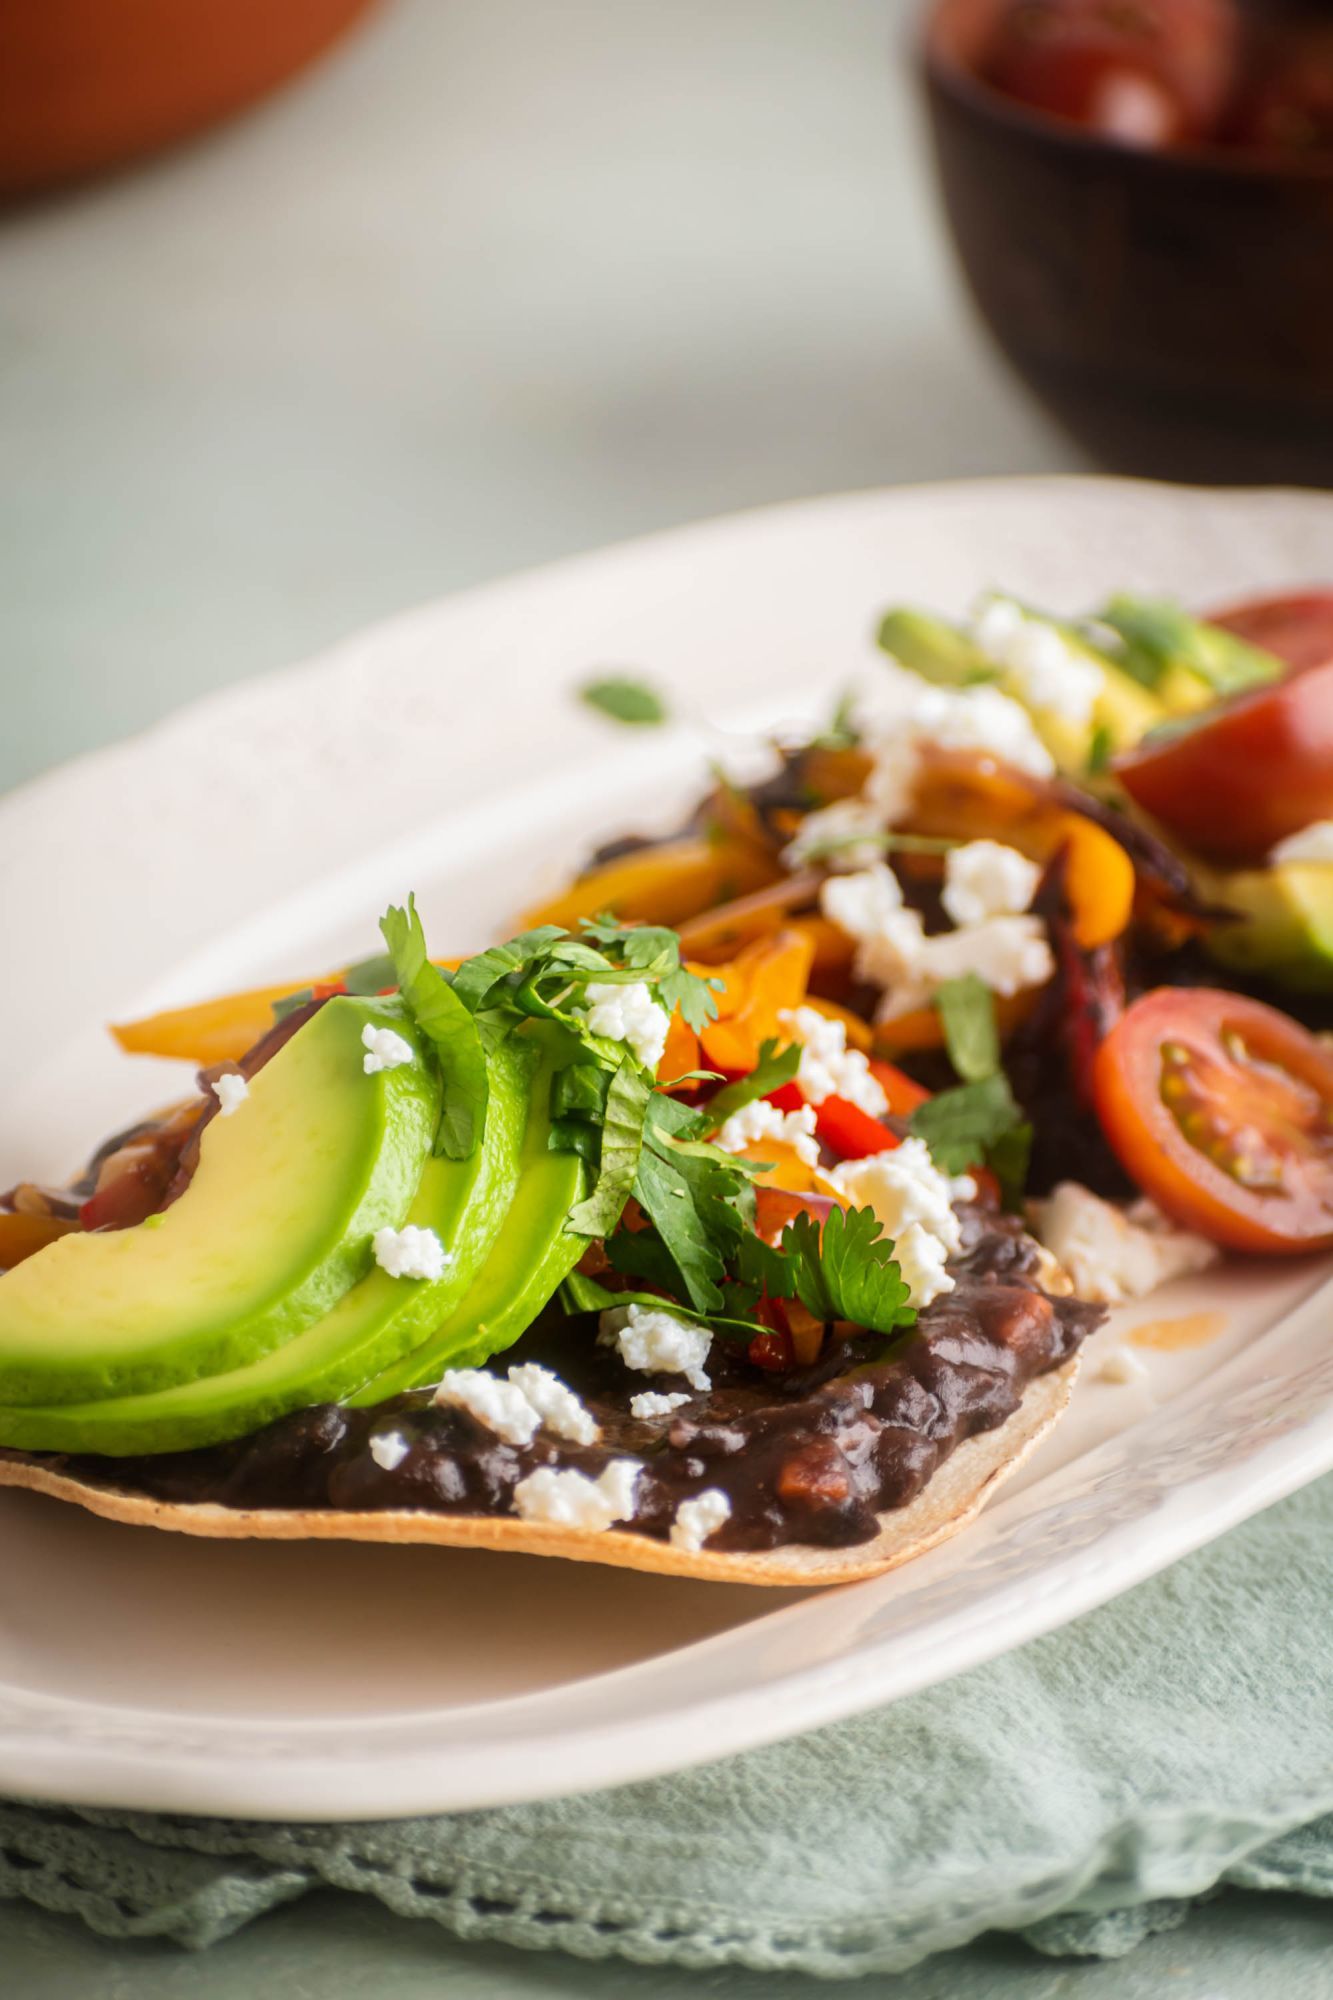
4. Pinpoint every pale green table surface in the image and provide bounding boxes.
[0,1,1312,1992]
